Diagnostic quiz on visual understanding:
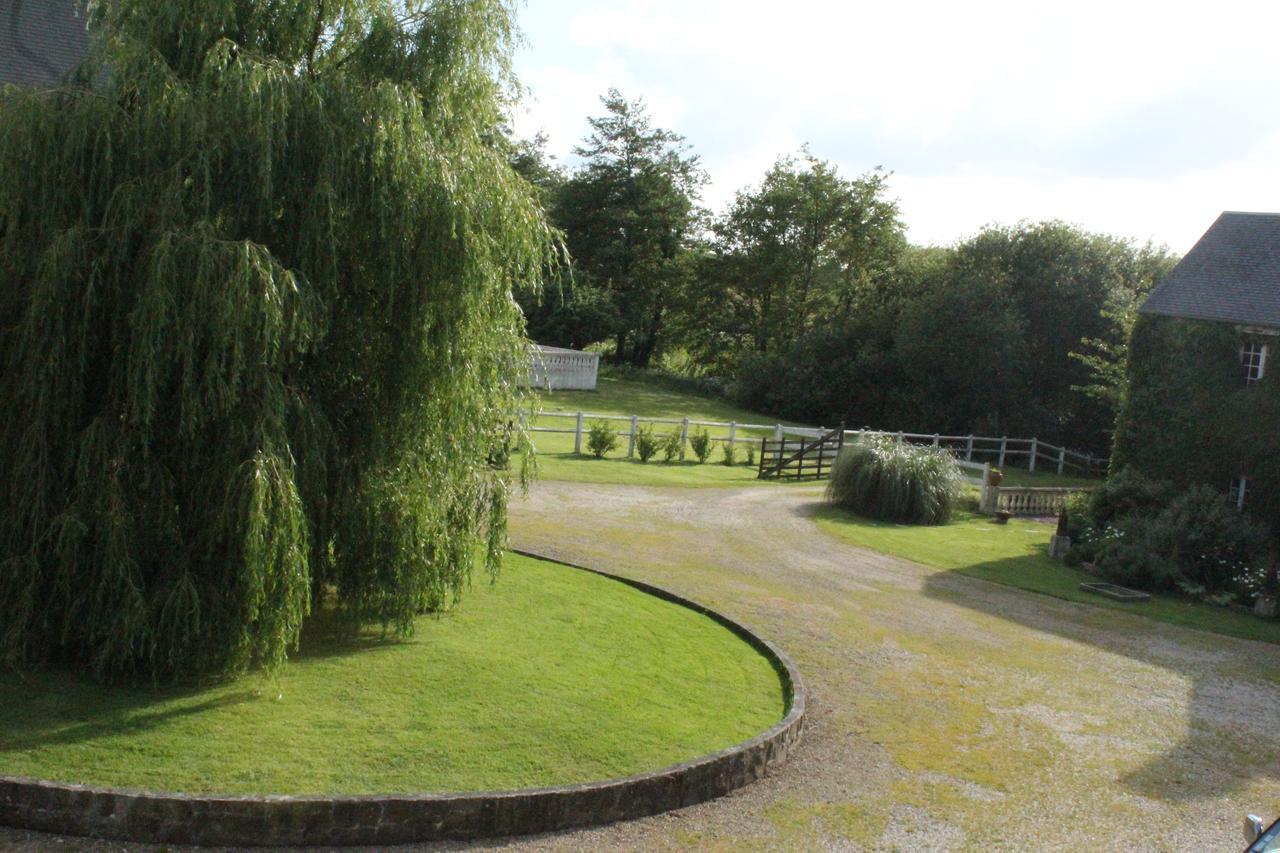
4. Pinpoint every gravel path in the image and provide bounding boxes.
[500,481,1280,851]
[5,479,1279,851]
